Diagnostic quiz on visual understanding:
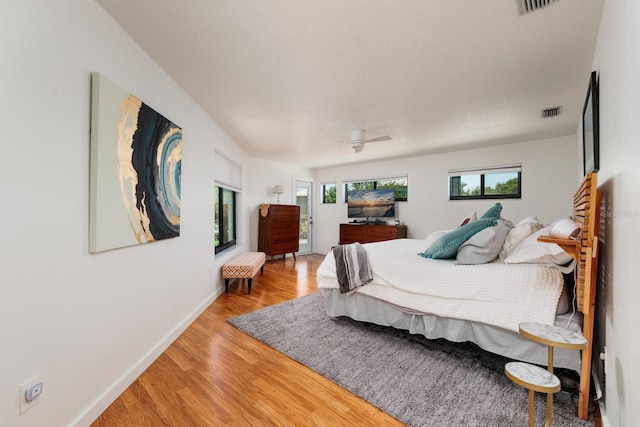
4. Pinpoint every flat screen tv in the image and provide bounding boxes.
[347,189,395,219]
